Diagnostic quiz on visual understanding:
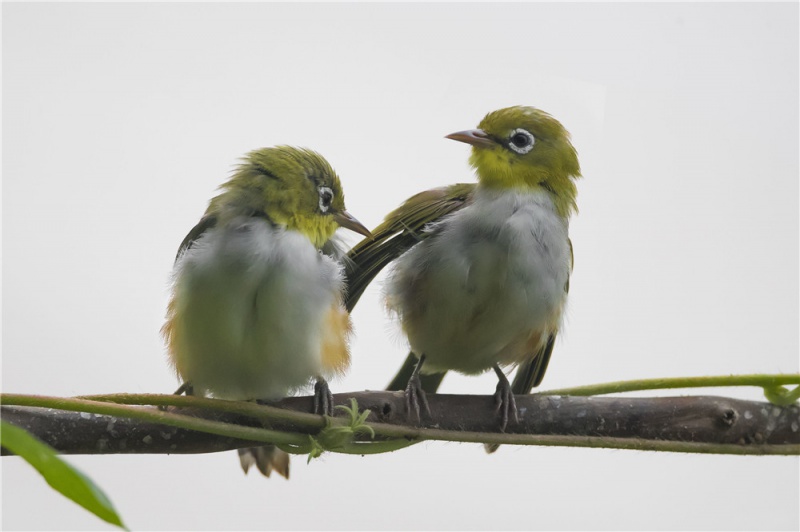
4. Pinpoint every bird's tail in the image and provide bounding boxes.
[238,445,290,479]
